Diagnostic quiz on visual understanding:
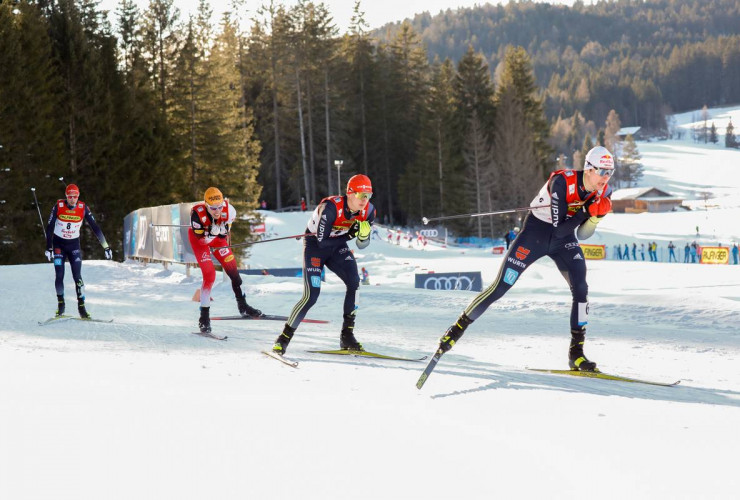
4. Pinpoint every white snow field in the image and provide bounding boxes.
[3,112,740,499]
